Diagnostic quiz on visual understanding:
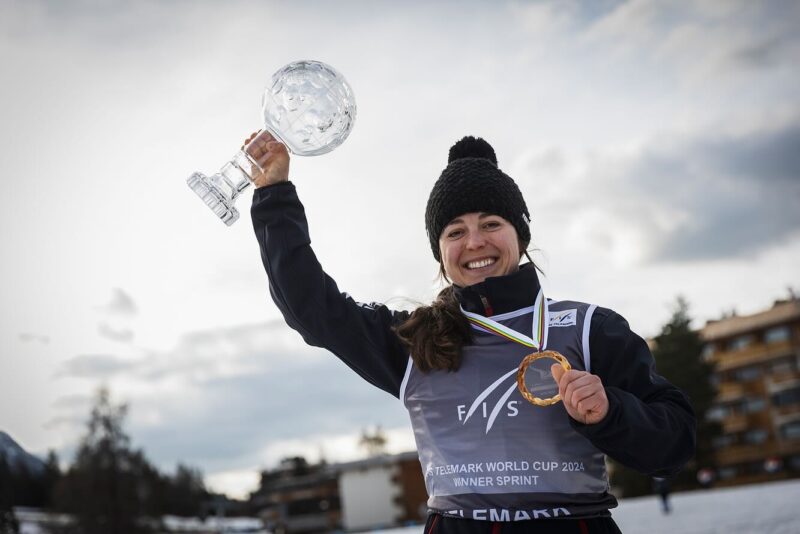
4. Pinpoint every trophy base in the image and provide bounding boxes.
[187,172,240,226]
